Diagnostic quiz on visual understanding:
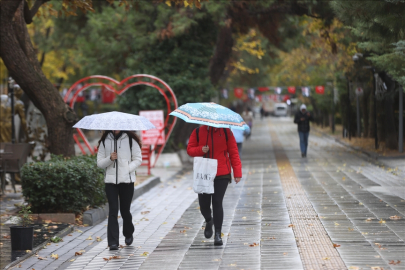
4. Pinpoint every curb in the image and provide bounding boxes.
[82,176,161,226]
[4,224,74,270]
[313,128,405,173]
